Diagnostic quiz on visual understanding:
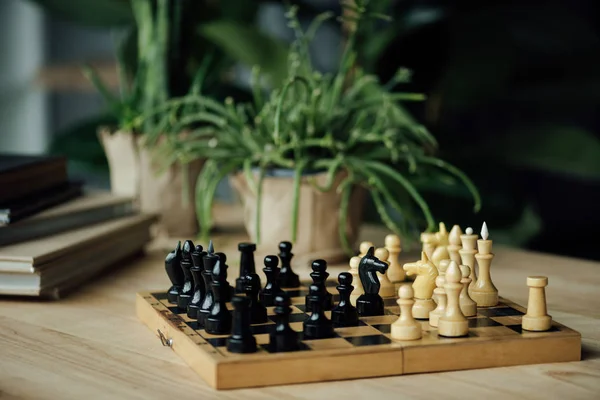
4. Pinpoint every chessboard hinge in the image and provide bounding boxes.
[157,329,173,347]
